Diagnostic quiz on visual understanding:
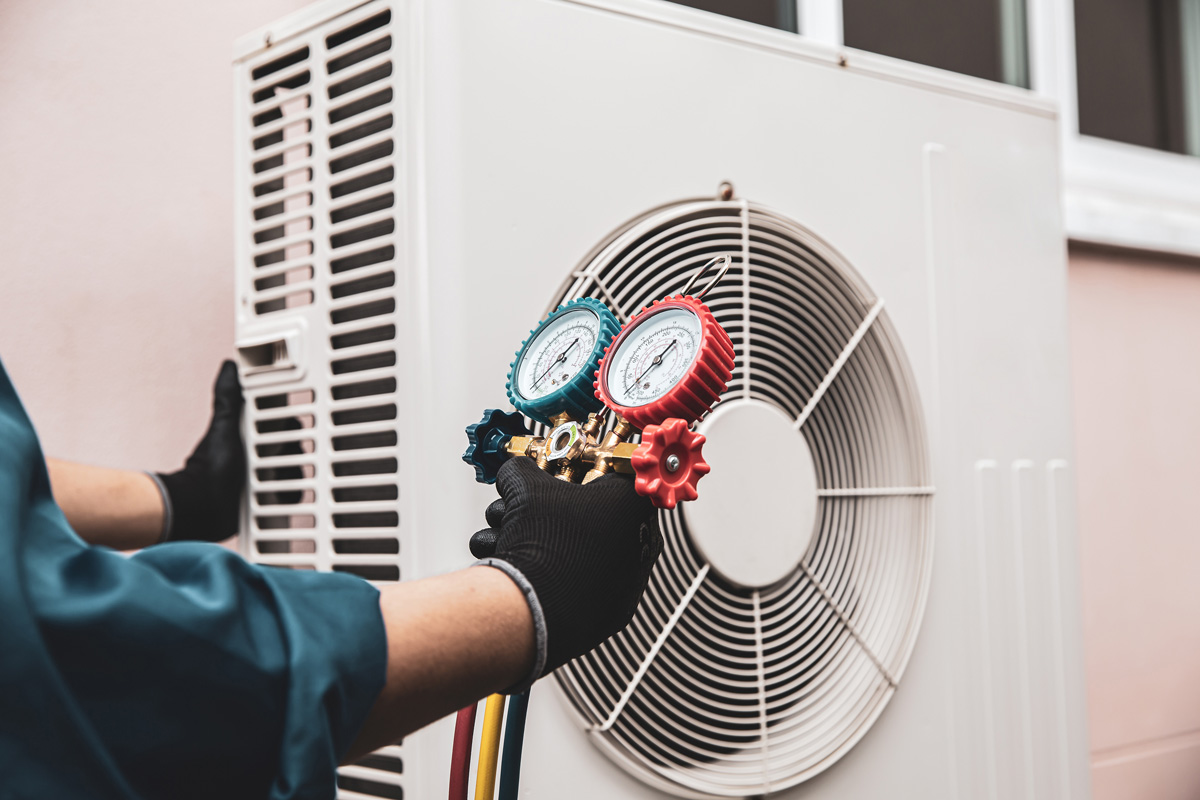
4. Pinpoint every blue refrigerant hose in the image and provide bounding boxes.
[497,690,530,800]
